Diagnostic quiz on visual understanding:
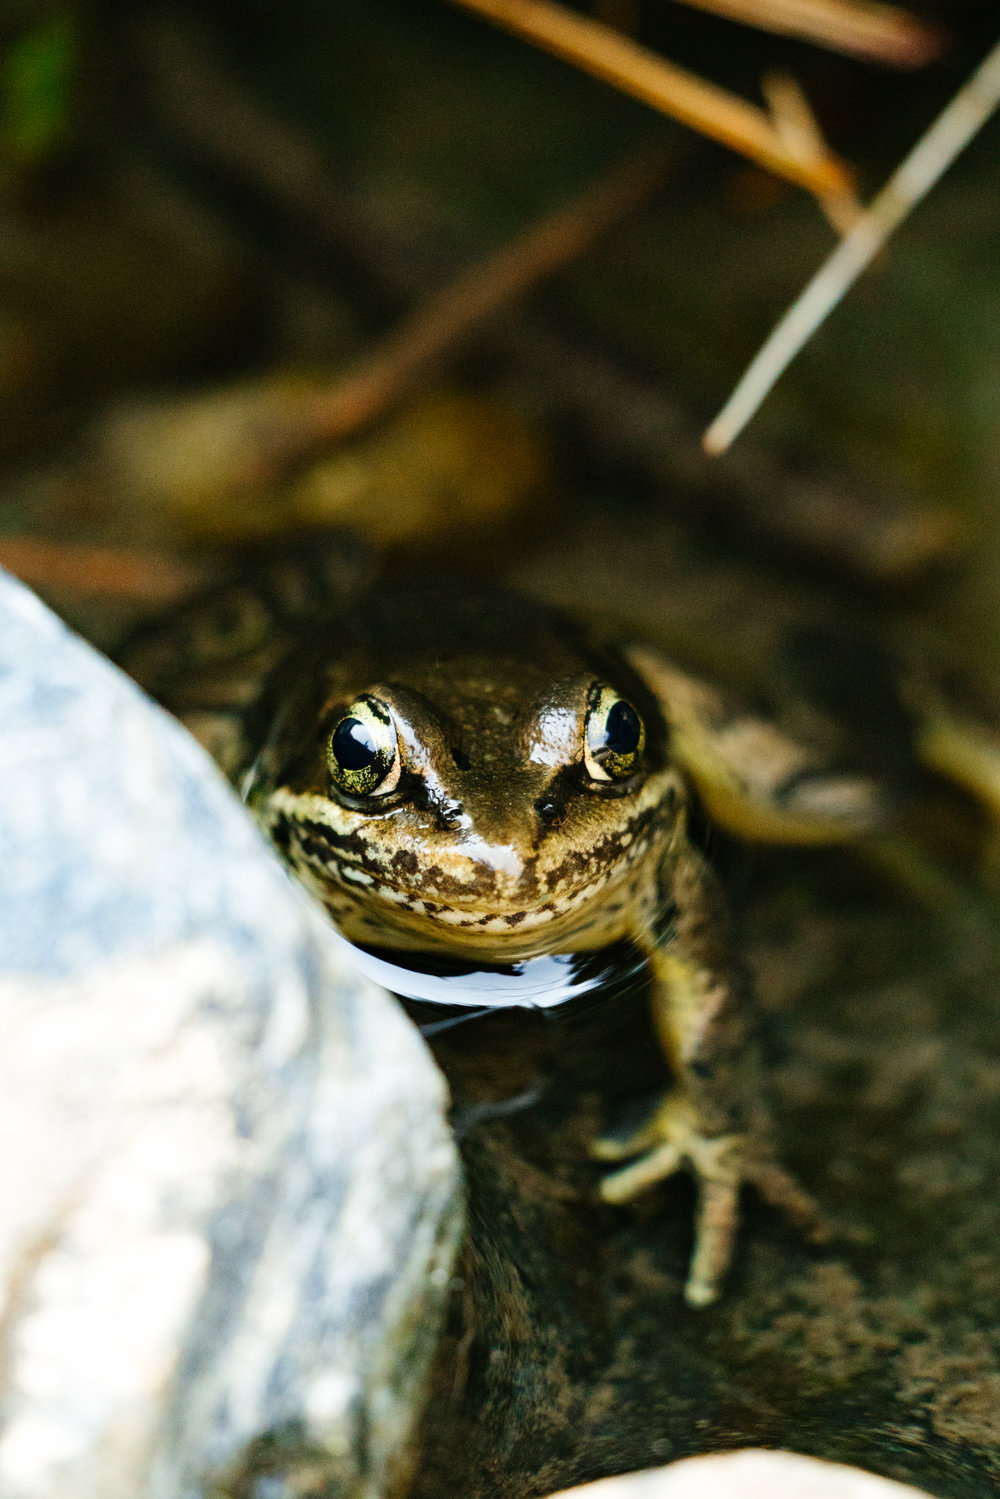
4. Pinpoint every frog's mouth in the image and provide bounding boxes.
[265,786,659,939]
